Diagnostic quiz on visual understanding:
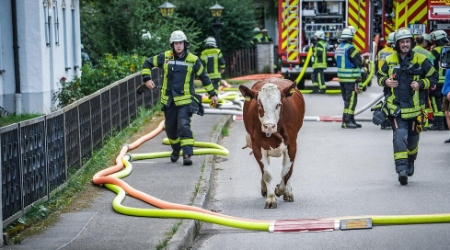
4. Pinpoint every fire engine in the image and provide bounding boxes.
[277,0,450,89]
